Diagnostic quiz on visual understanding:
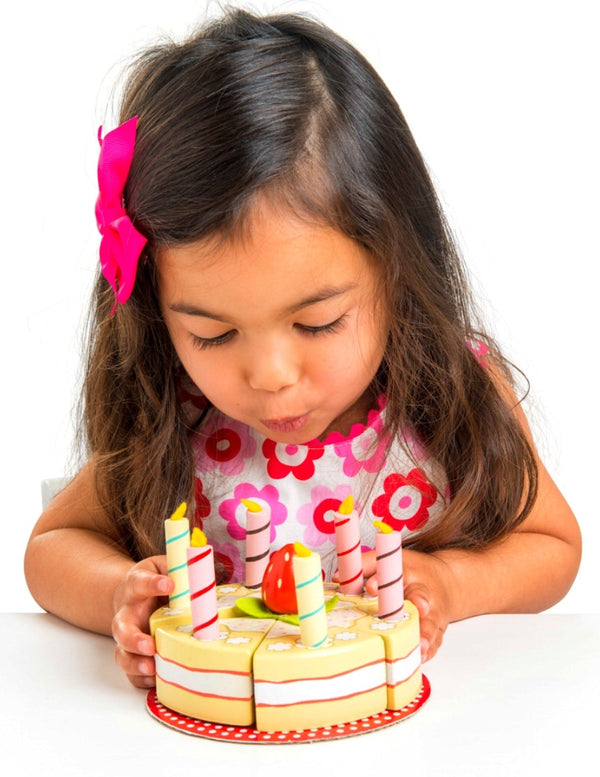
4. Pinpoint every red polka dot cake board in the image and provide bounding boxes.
[146,674,430,743]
